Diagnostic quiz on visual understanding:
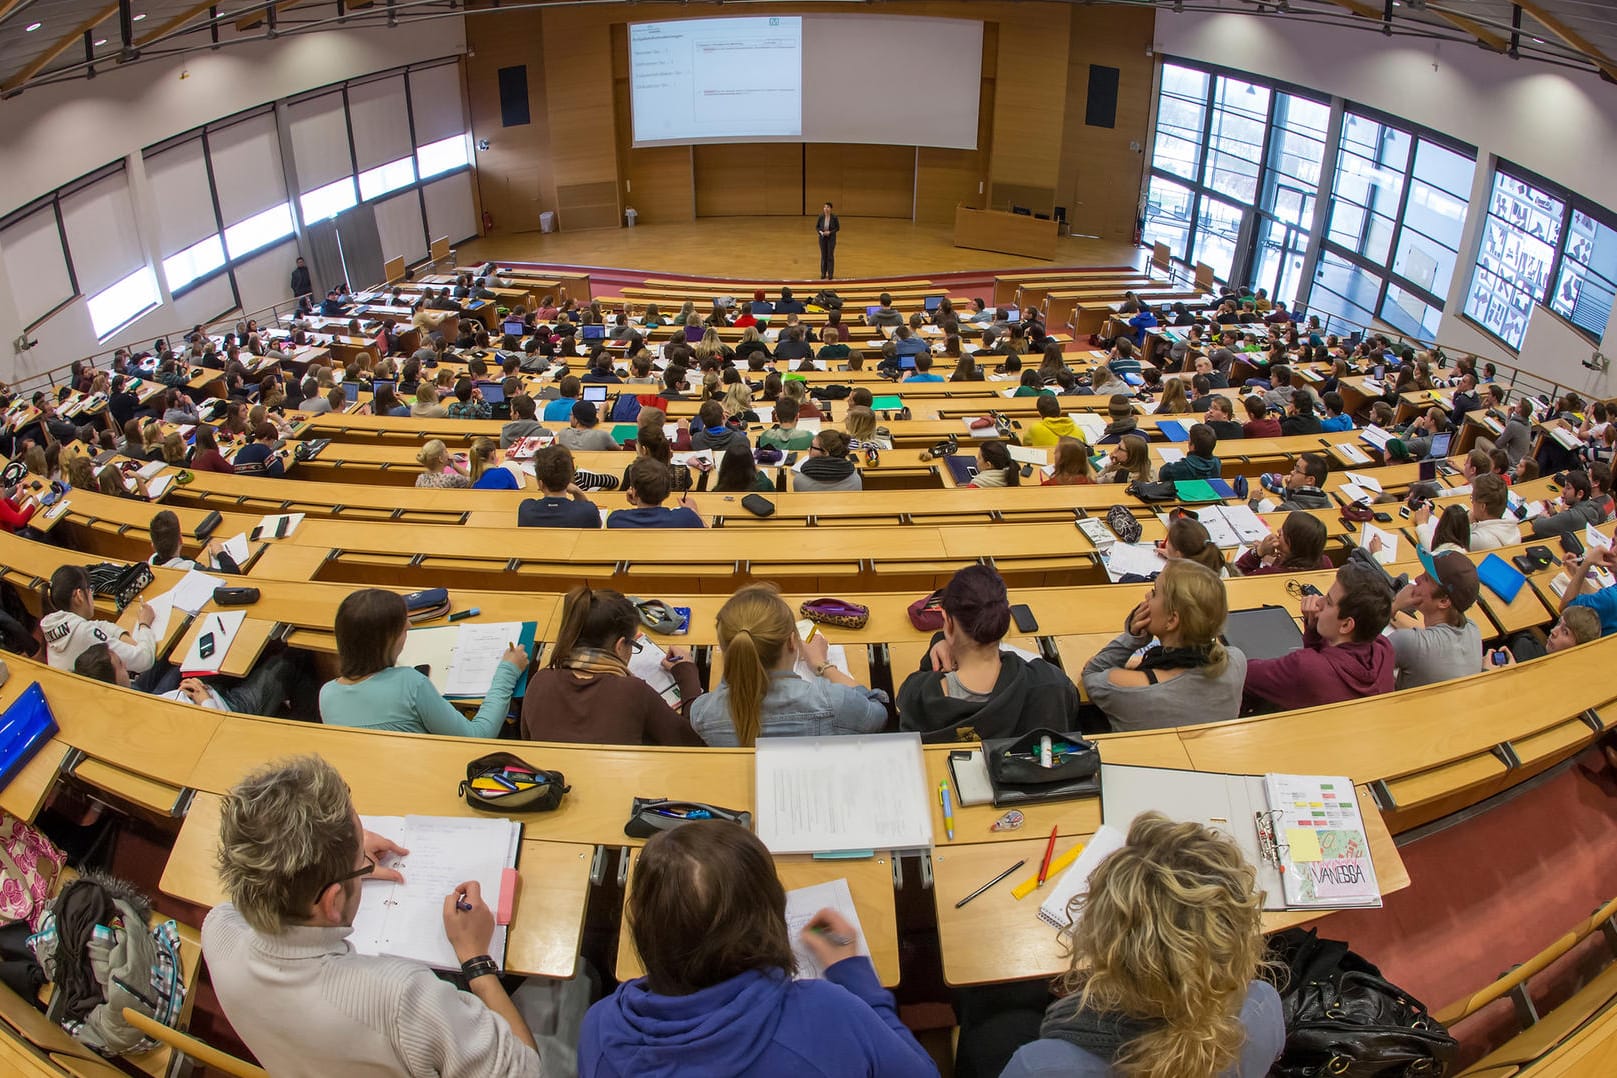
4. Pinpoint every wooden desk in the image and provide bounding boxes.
[953,207,1058,261]
[613,850,901,986]
[929,784,1407,985]
[161,793,592,979]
